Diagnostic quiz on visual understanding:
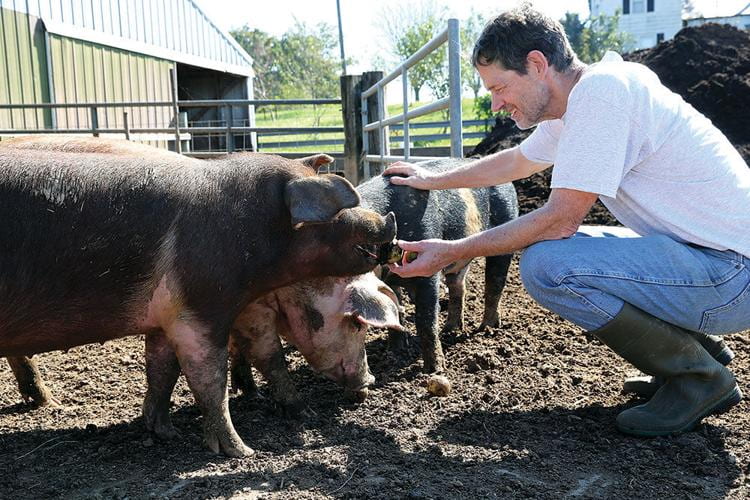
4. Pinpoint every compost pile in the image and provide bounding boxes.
[468,23,750,226]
